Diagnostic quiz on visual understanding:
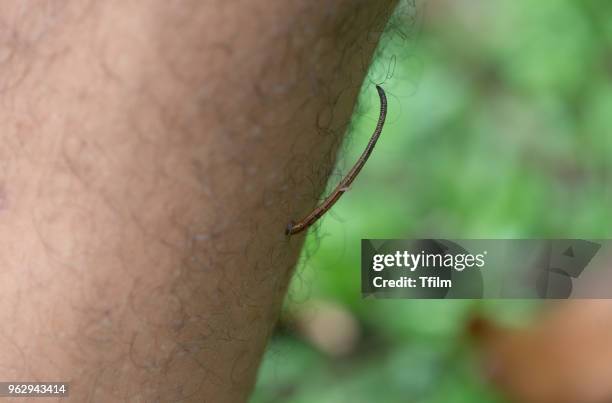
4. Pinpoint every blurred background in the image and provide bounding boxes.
[251,0,611,401]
